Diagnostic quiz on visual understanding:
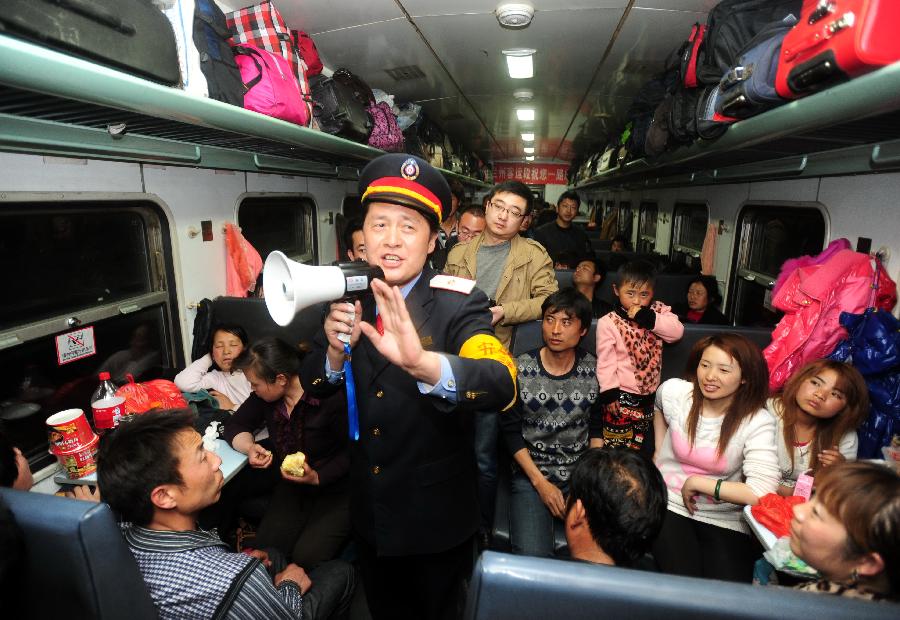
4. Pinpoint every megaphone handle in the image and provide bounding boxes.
[337,307,355,344]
